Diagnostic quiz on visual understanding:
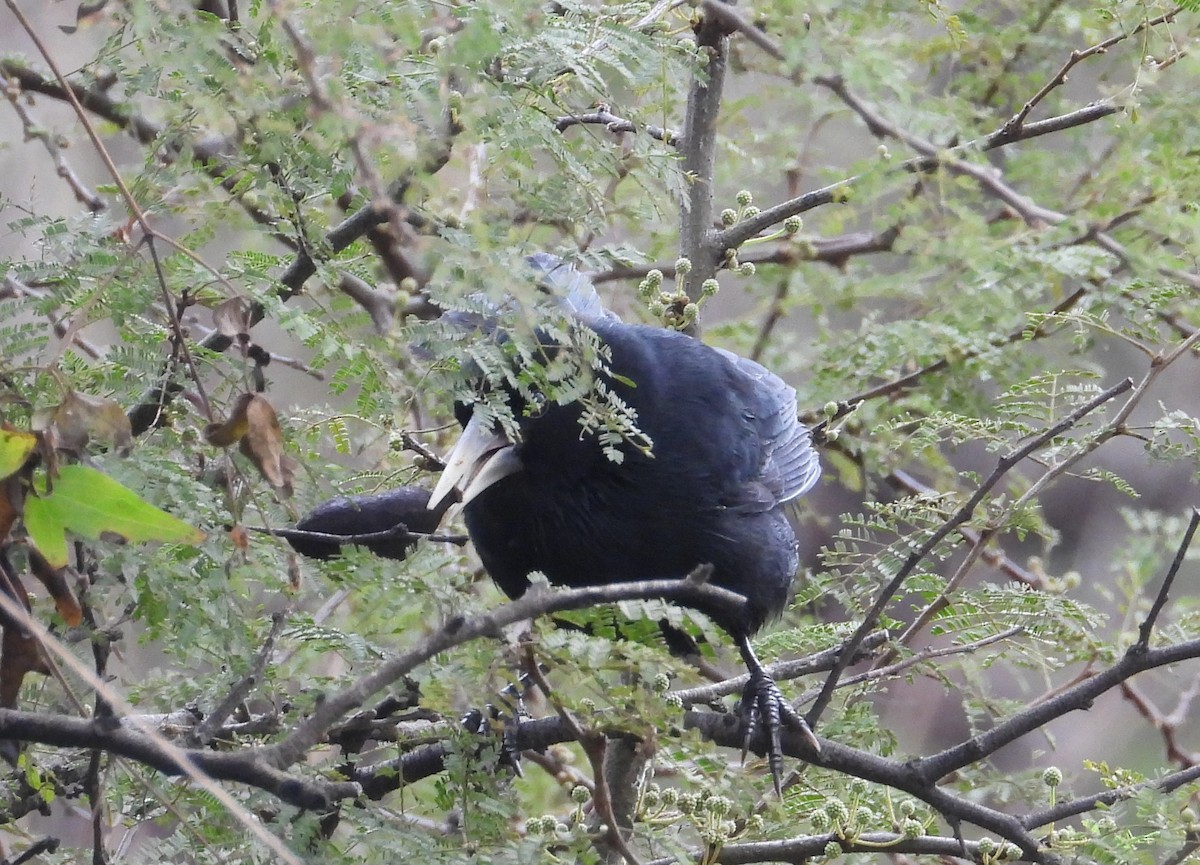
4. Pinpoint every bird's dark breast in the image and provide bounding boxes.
[462,321,799,636]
